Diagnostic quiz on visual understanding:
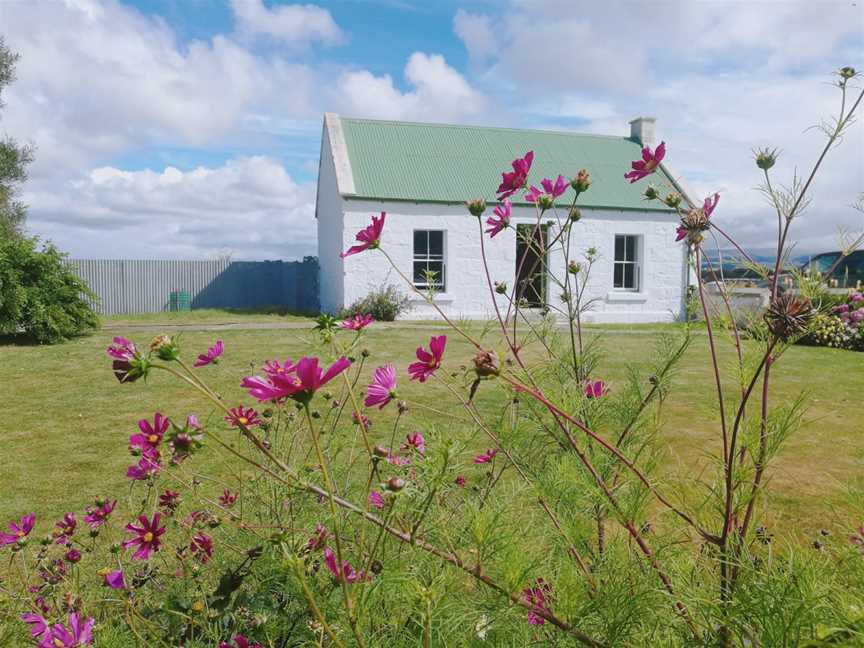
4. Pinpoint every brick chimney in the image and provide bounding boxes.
[629,117,656,146]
